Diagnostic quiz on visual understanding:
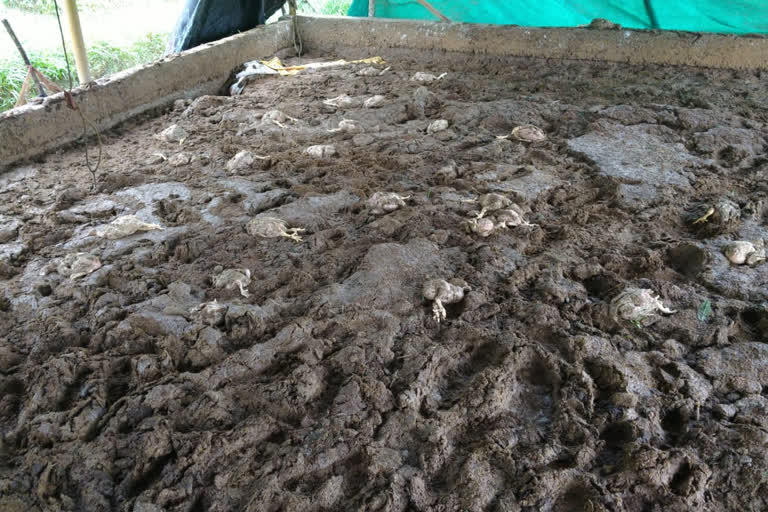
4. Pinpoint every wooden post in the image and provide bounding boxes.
[368,0,375,17]
[62,0,91,83]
